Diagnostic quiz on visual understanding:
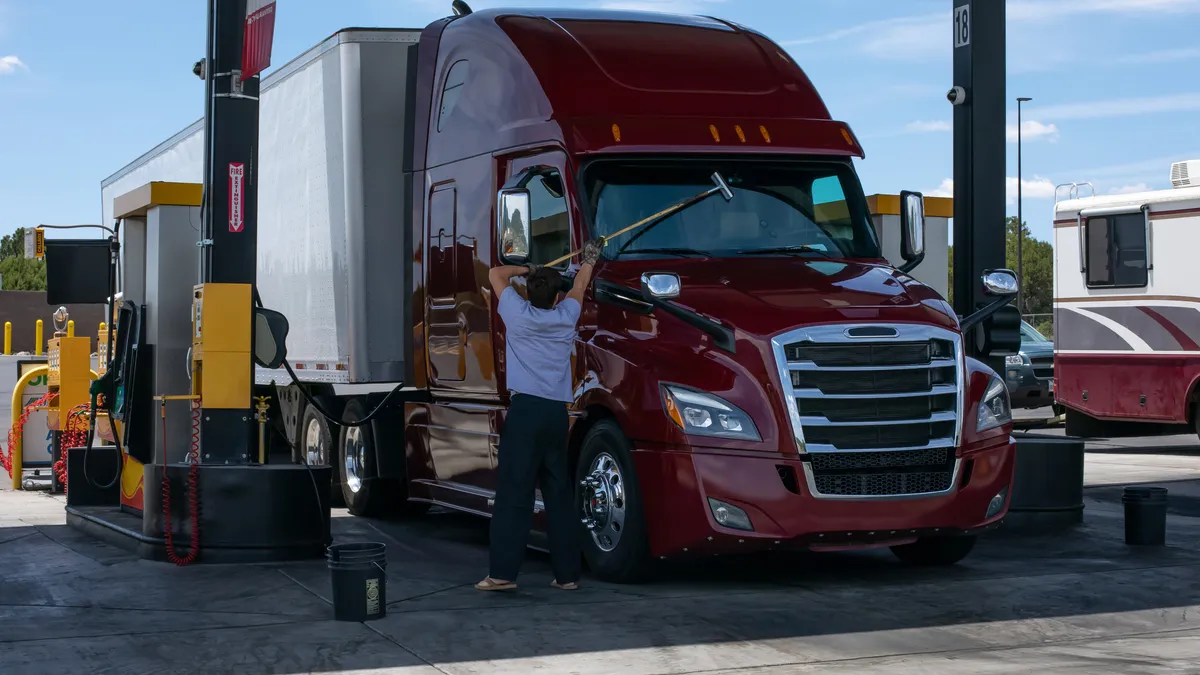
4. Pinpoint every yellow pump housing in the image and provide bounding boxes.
[191,283,252,408]
[47,335,92,431]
